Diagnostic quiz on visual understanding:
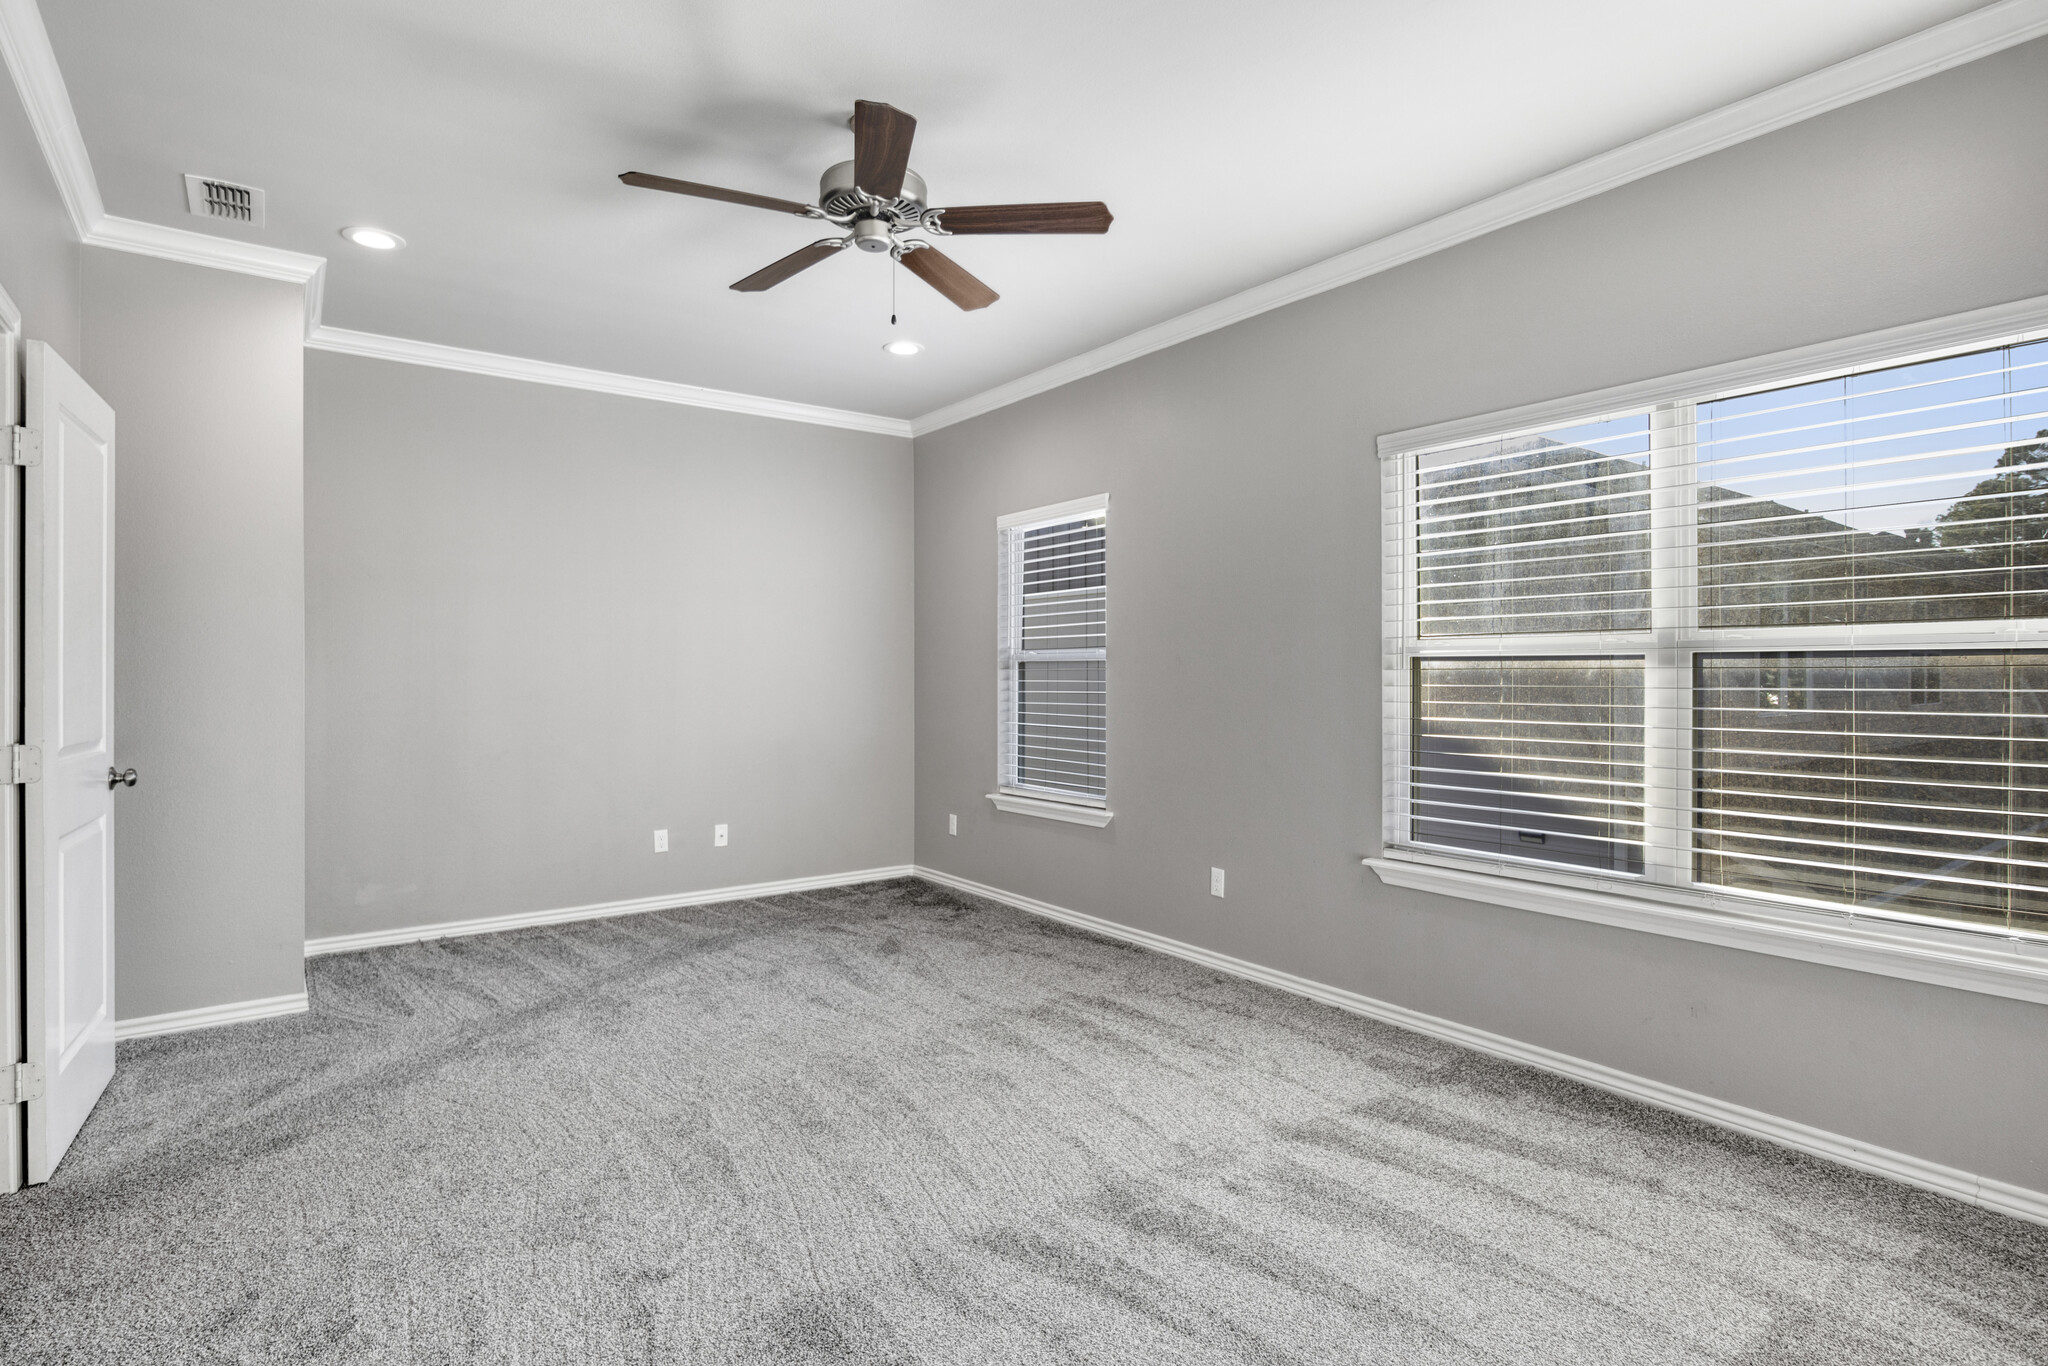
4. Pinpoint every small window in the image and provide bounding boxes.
[998,498,1108,805]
